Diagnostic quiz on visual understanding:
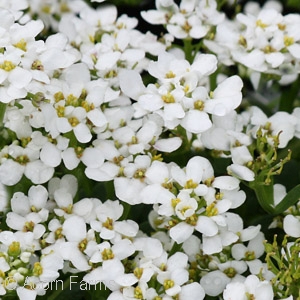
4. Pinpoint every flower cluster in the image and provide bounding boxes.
[1,0,300,299]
